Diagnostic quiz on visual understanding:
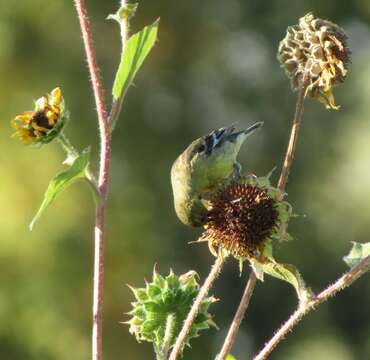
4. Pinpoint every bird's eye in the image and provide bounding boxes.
[198,144,205,153]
